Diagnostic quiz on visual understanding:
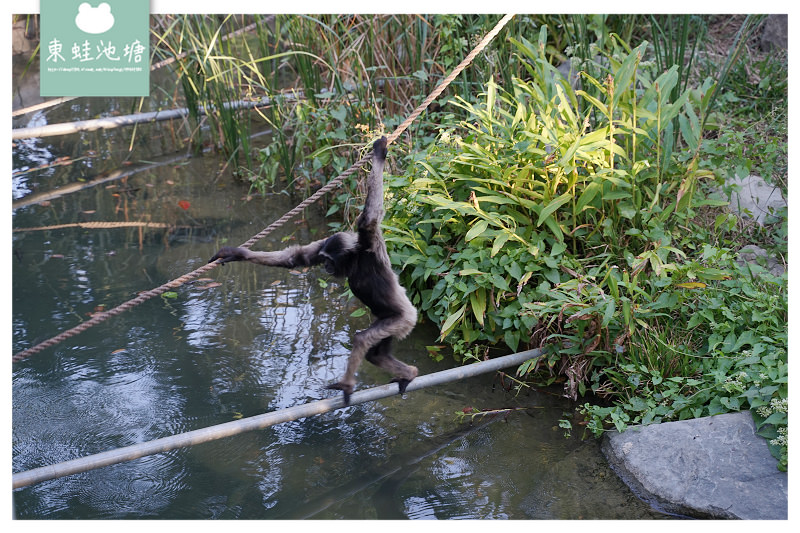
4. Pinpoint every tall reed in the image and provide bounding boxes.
[154,15,268,169]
